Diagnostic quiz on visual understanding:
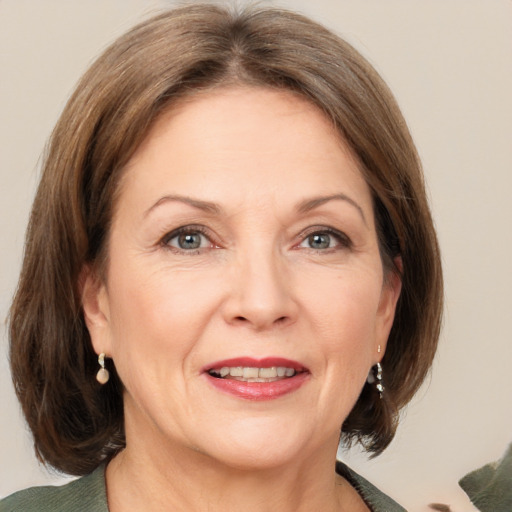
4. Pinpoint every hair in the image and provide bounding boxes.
[9,3,443,476]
